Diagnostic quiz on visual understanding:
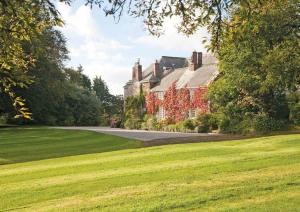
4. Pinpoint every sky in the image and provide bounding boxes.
[57,1,209,95]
